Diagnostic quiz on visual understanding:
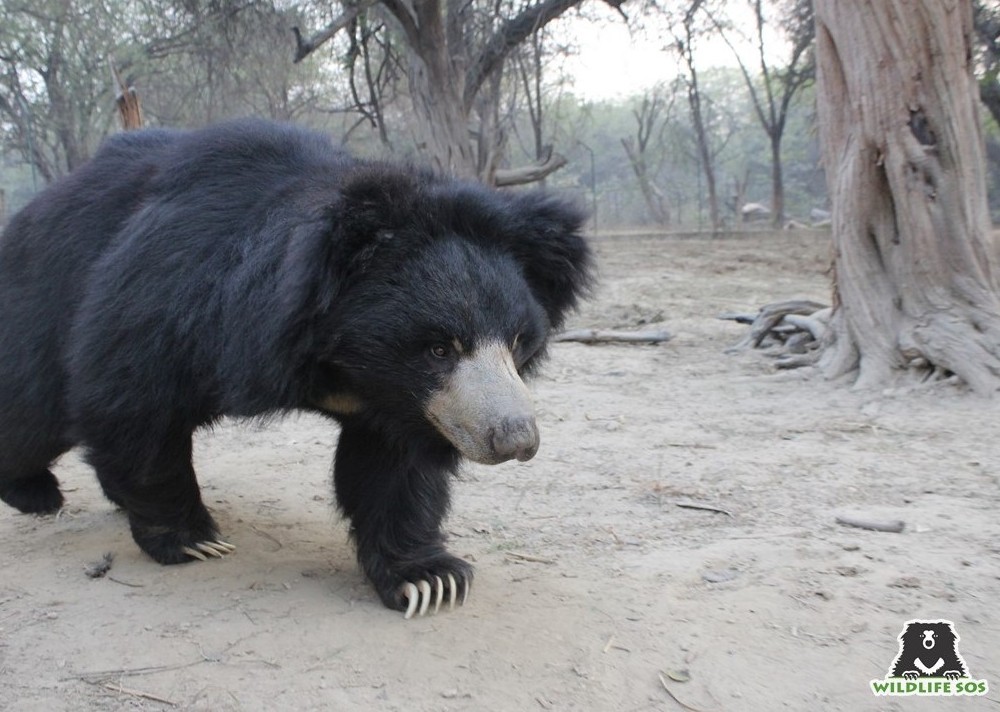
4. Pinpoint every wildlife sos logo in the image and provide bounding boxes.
[871,620,989,697]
